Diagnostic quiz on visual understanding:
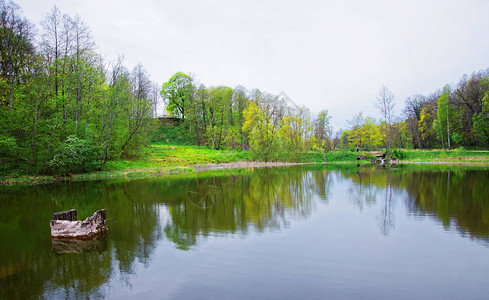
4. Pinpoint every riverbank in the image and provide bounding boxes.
[401,149,489,162]
[326,149,489,163]
[0,145,325,185]
[2,146,489,185]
